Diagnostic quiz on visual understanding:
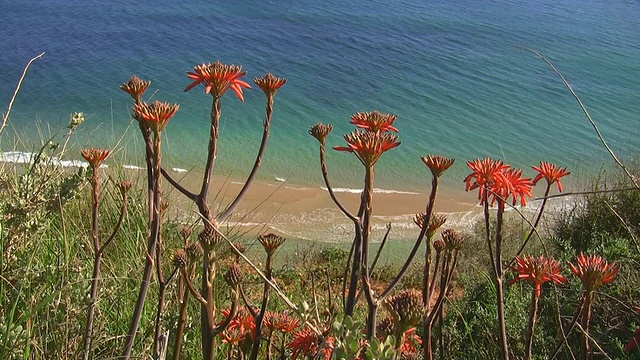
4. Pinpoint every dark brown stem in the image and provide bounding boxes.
[526,290,540,360]
[200,96,221,201]
[172,271,190,360]
[161,167,197,201]
[495,200,510,360]
[99,188,127,254]
[82,253,101,360]
[82,169,100,360]
[121,132,163,359]
[361,166,377,338]
[218,95,274,223]
[381,174,439,301]
[549,297,585,360]
[318,143,357,222]
[580,292,593,360]
[510,185,551,265]
[369,223,392,274]
[249,254,274,360]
